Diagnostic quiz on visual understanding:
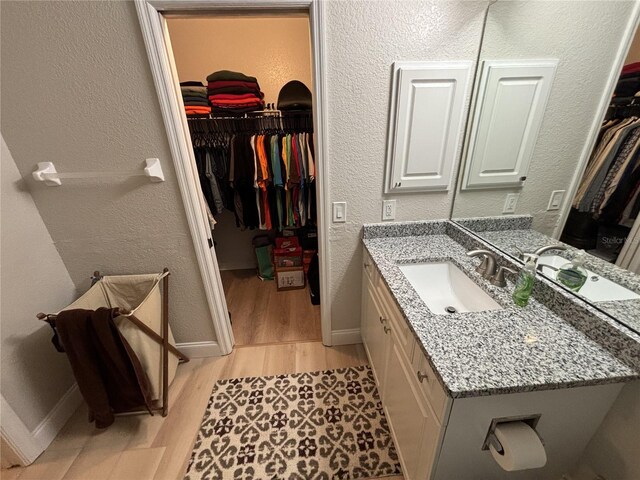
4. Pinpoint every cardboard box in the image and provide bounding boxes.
[276,266,306,291]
